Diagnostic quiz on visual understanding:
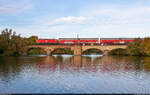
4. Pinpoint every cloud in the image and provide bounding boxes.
[55,16,87,24]
[0,0,33,14]
[43,16,88,27]
[81,6,150,25]
[75,6,150,38]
